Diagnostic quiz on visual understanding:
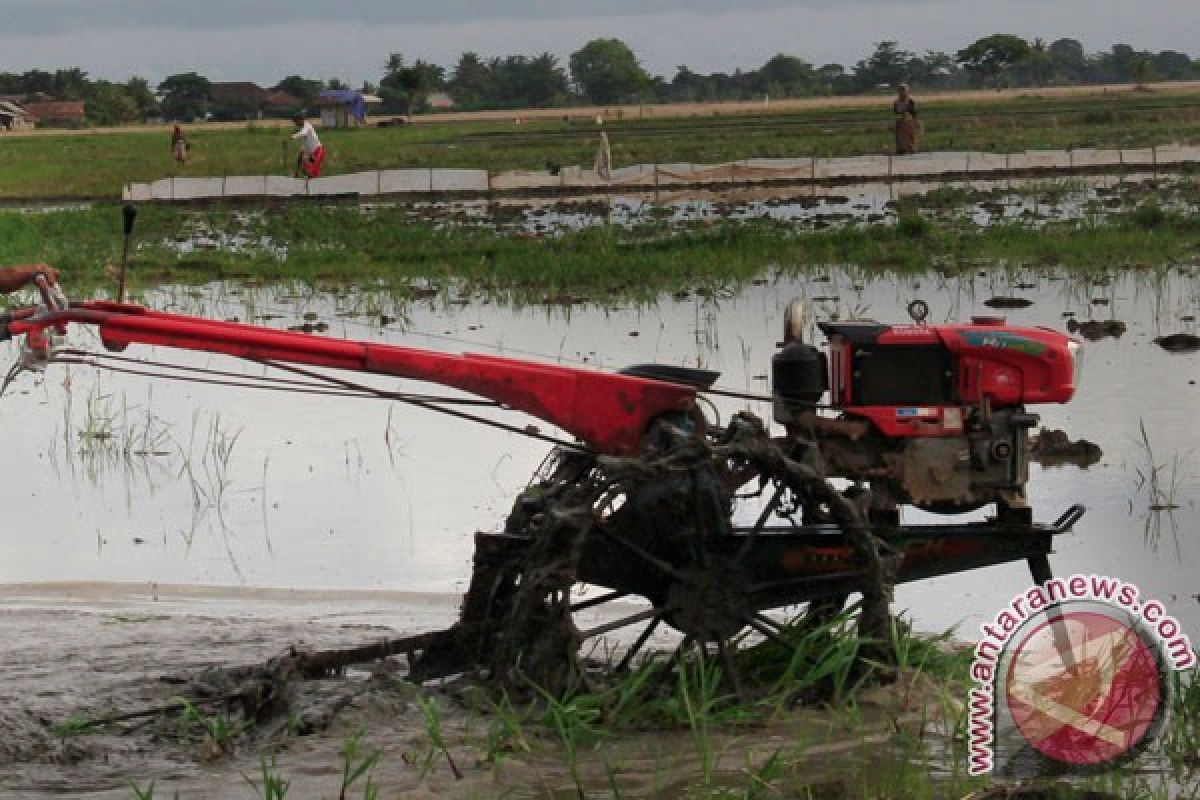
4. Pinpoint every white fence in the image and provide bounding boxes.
[124,145,1200,202]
